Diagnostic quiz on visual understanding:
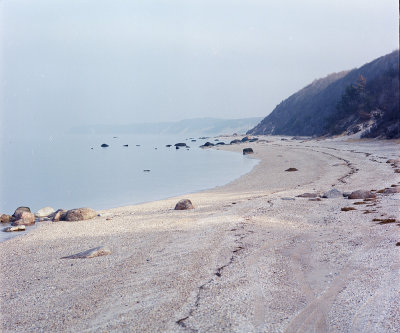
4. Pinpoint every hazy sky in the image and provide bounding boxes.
[0,0,398,133]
